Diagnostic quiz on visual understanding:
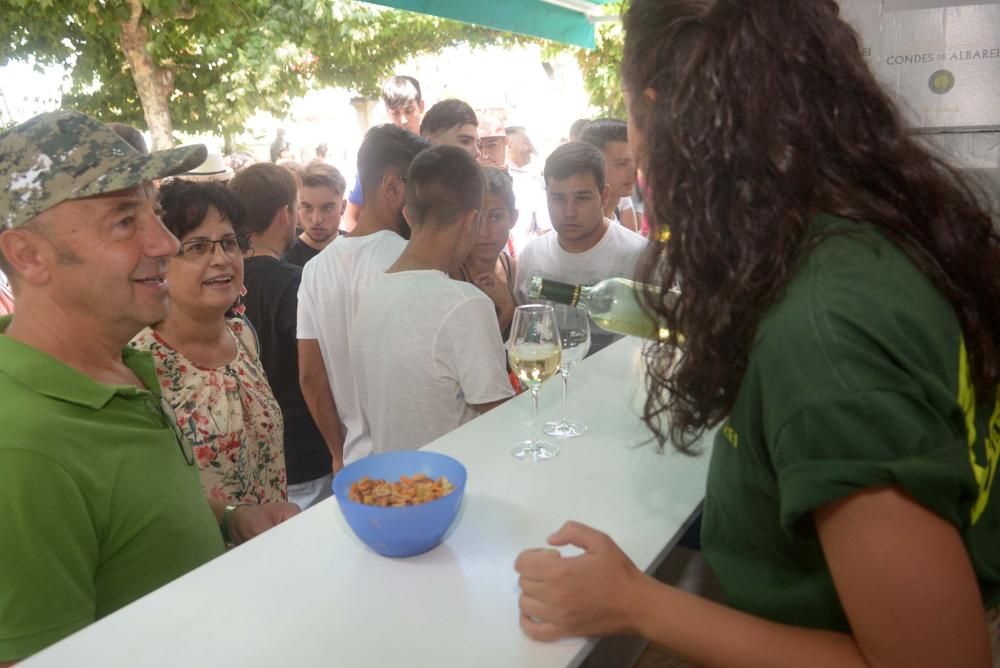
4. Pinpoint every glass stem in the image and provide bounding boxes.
[530,386,540,447]
[560,368,569,424]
